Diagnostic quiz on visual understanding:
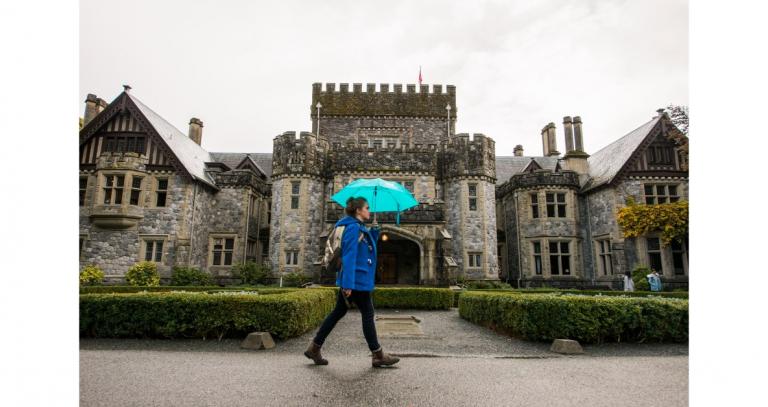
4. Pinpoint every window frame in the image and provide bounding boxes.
[467,252,482,269]
[79,176,88,206]
[285,249,299,266]
[468,183,478,211]
[643,183,680,205]
[102,173,125,205]
[290,181,300,210]
[129,175,144,206]
[646,237,663,274]
[139,235,168,264]
[548,240,572,276]
[545,192,567,218]
[209,235,237,267]
[154,177,169,207]
[532,241,543,275]
[596,238,613,276]
[530,193,539,219]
